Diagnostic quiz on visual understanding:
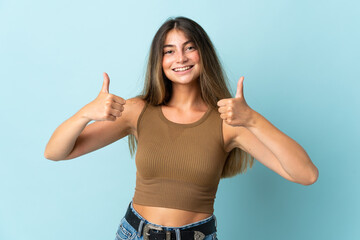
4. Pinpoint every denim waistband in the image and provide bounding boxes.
[129,201,217,231]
